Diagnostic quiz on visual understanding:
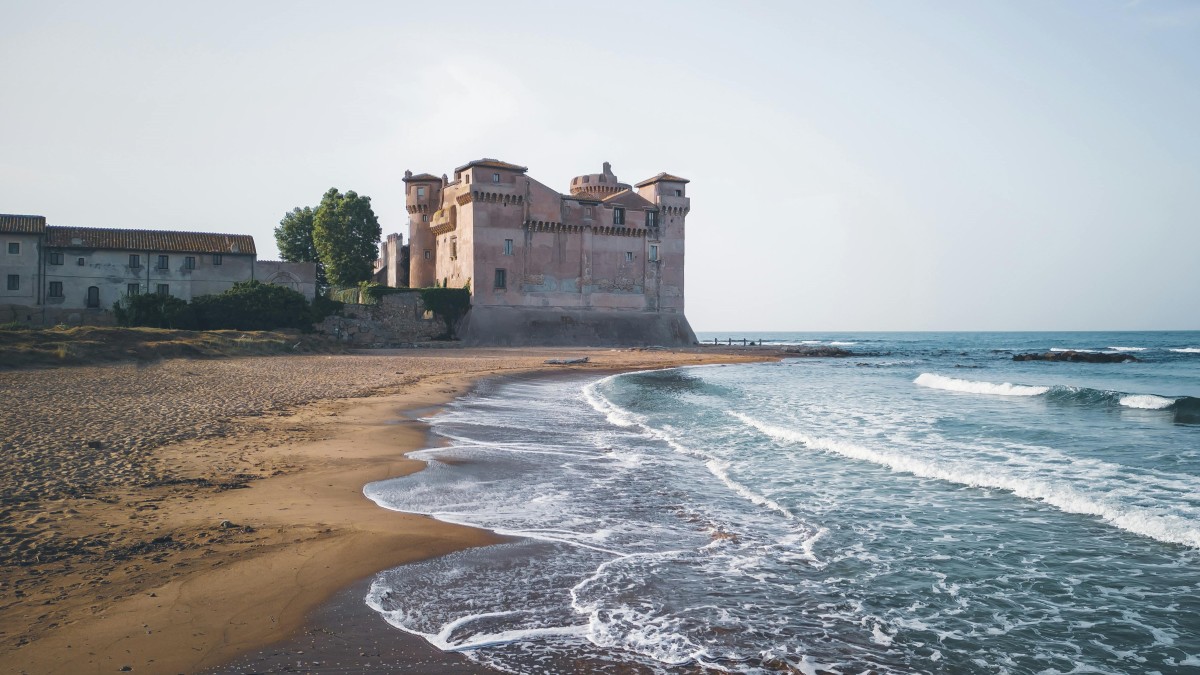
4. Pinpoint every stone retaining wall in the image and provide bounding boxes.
[316,292,444,346]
